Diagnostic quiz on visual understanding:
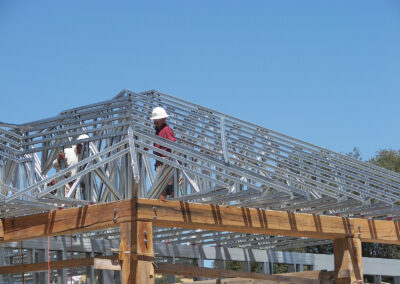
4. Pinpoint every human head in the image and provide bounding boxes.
[76,134,89,154]
[151,107,169,128]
